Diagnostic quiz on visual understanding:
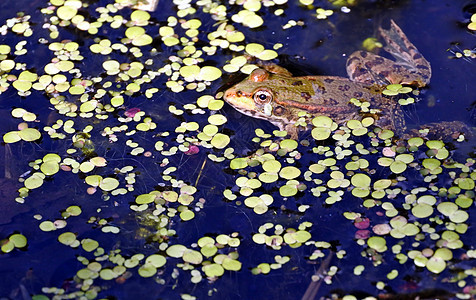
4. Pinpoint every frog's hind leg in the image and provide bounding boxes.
[346,20,431,87]
[346,51,401,86]
[379,20,431,86]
